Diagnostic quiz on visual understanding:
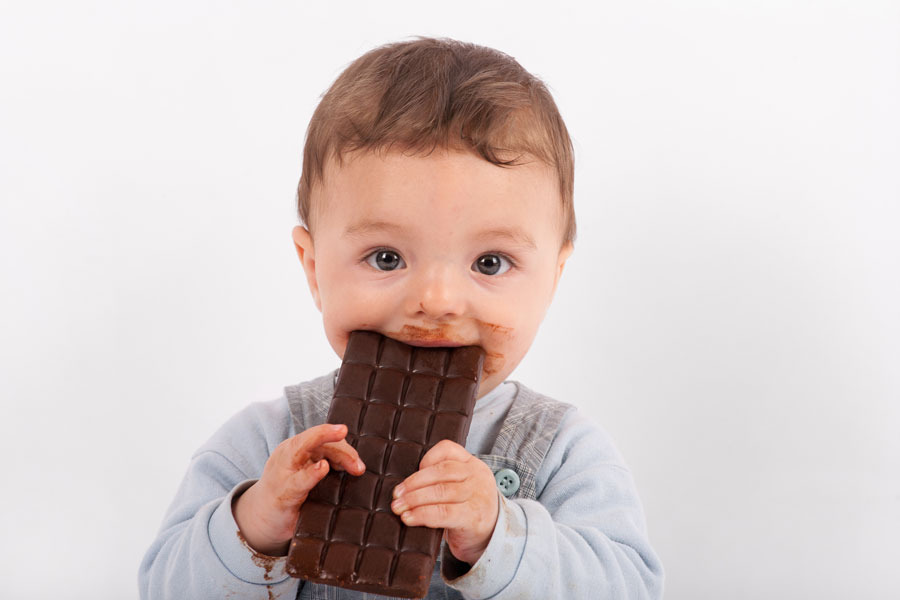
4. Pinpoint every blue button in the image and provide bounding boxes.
[494,468,520,497]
